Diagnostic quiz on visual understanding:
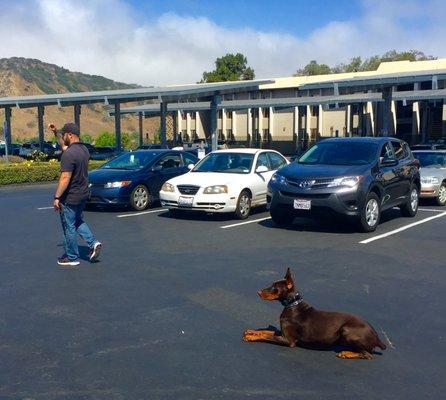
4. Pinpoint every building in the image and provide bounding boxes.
[170,58,446,154]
